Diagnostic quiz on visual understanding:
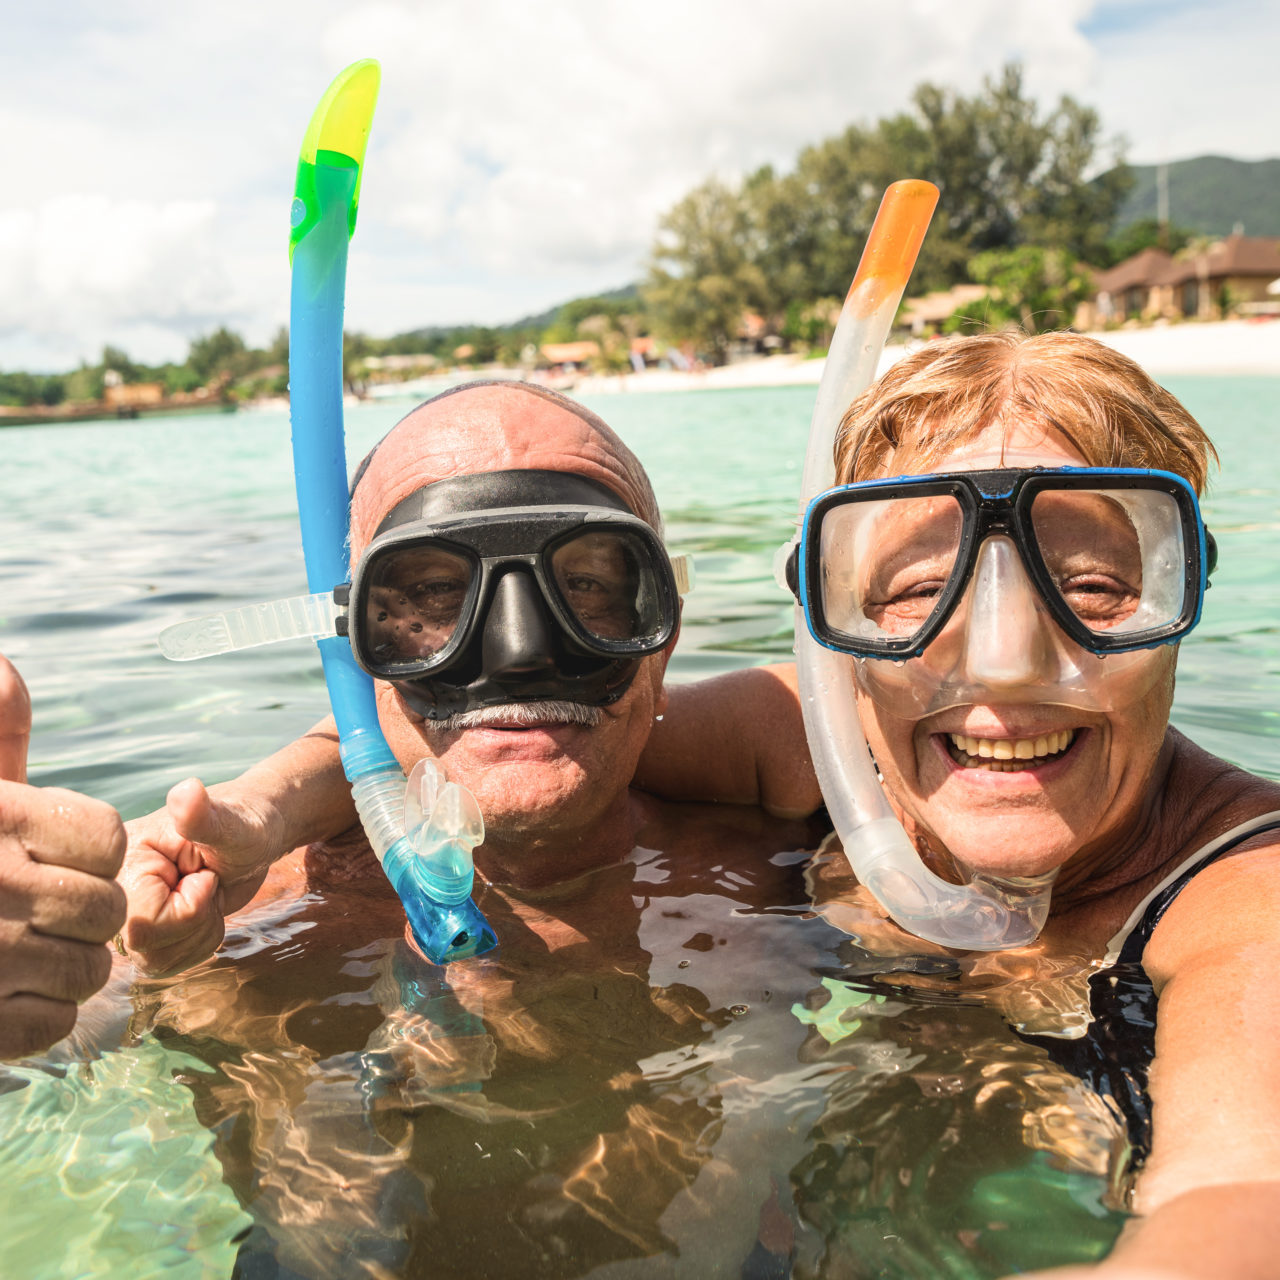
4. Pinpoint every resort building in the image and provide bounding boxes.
[1083,235,1280,326]
[897,283,989,337]
[539,340,601,371]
